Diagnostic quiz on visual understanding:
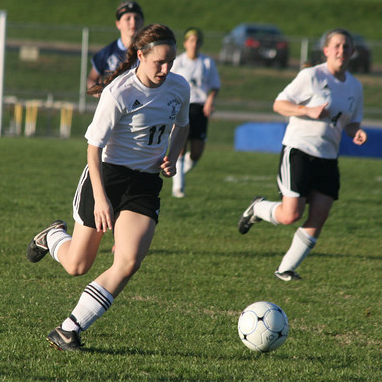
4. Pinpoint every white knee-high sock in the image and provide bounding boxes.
[47,228,71,262]
[183,152,197,174]
[172,156,185,193]
[61,281,114,333]
[254,200,282,225]
[278,227,317,273]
